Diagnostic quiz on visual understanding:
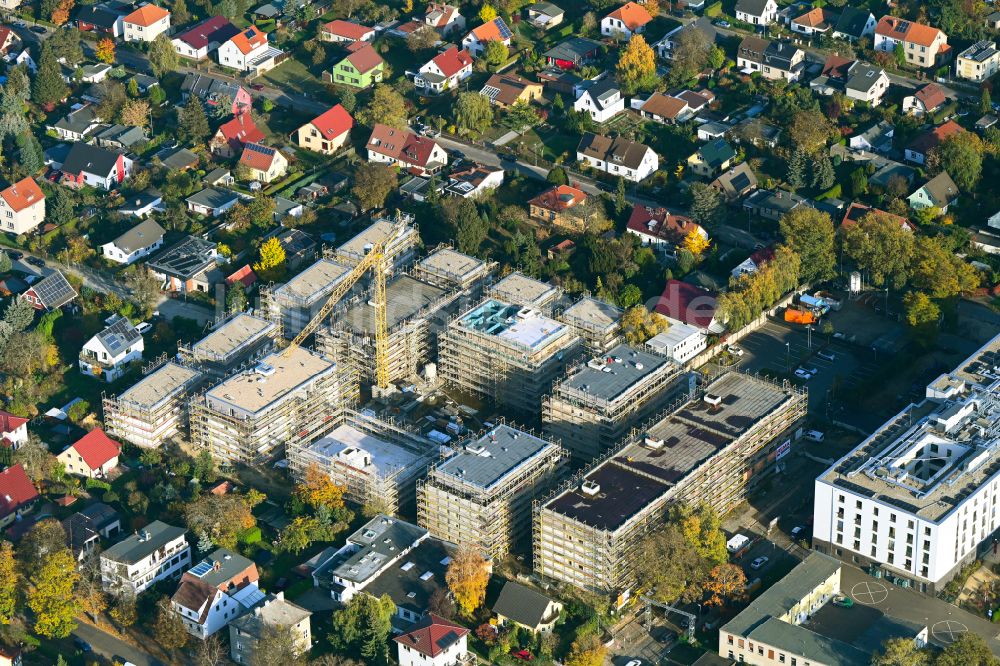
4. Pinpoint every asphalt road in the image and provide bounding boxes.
[73,623,163,666]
